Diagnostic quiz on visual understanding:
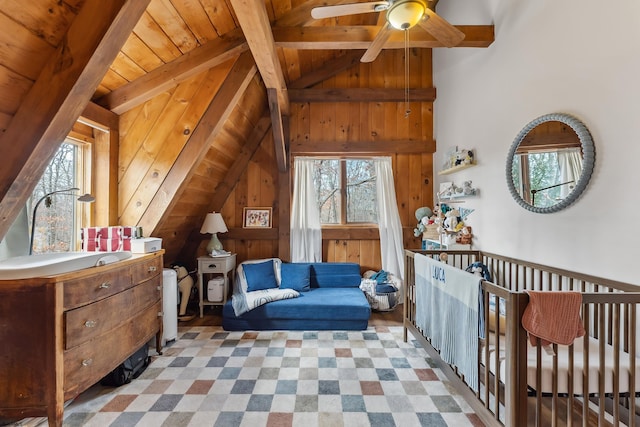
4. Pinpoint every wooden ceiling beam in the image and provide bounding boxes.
[273,25,494,49]
[137,52,257,236]
[268,88,288,172]
[290,139,437,154]
[80,102,118,132]
[289,51,363,89]
[230,0,291,171]
[290,87,437,103]
[230,0,290,114]
[96,28,249,114]
[0,0,151,240]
